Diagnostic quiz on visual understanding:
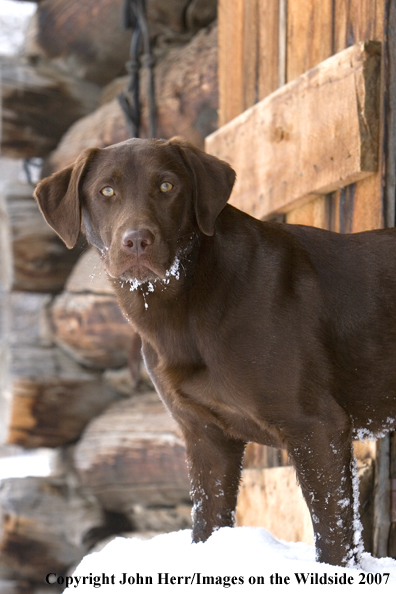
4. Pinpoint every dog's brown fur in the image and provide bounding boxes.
[34,137,396,566]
